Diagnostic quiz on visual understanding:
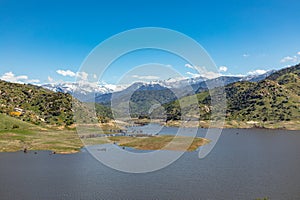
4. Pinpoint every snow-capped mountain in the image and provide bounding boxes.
[240,70,276,82]
[42,82,127,101]
[42,76,207,101]
[42,70,275,102]
[151,76,207,89]
[43,82,112,94]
